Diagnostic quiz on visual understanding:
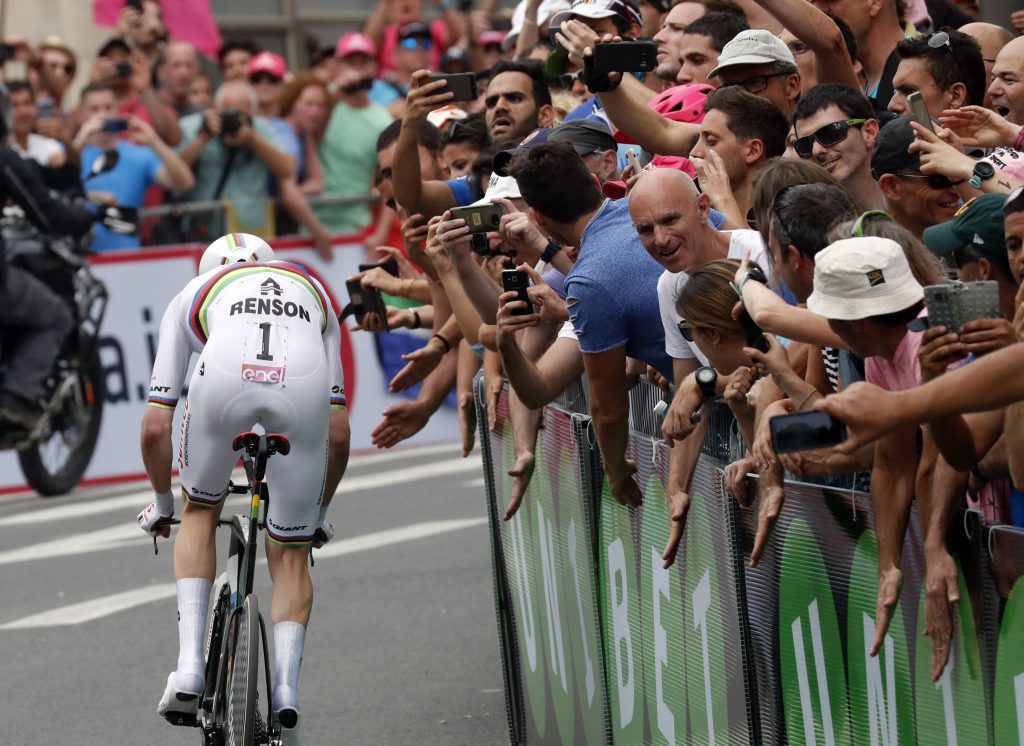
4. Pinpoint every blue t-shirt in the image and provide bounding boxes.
[446,176,478,206]
[565,198,673,379]
[81,141,162,251]
[370,79,403,109]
